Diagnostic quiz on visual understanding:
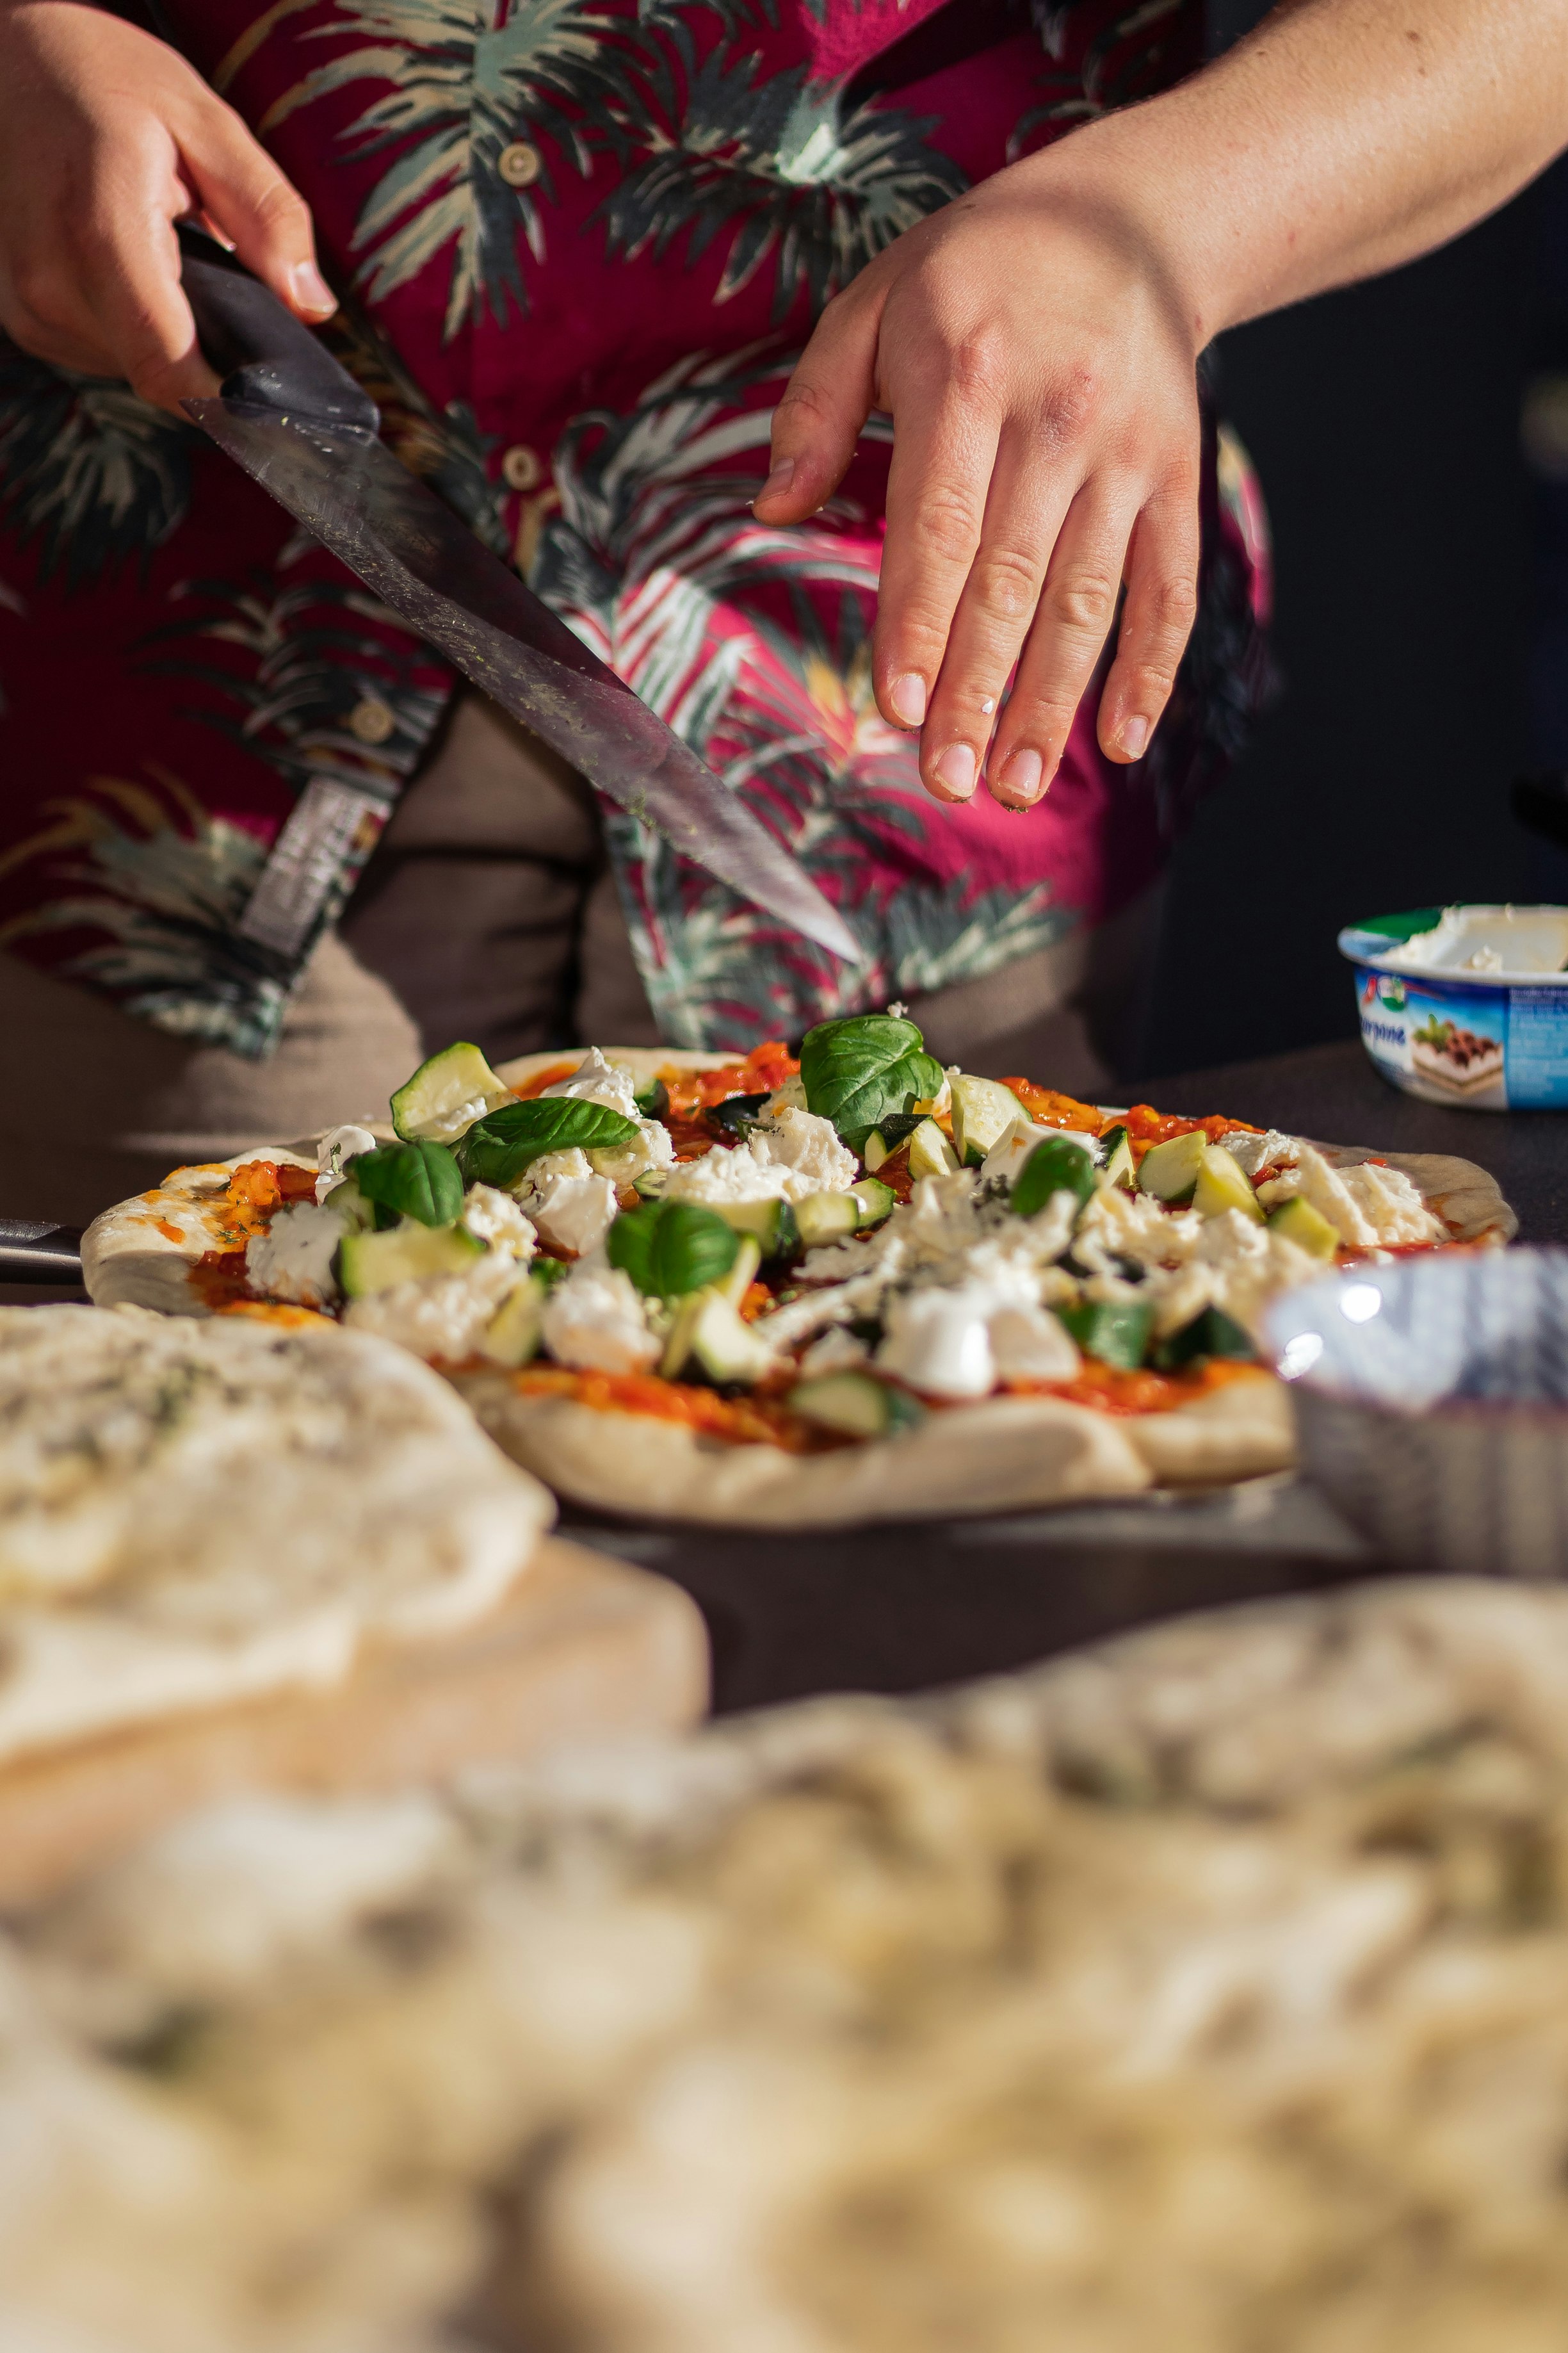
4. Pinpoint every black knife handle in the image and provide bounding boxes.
[176,222,379,433]
[0,1221,85,1289]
